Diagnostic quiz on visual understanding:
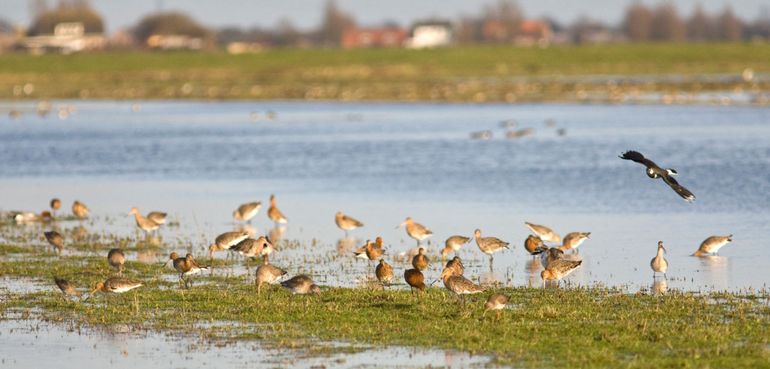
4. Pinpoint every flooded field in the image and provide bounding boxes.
[1,100,769,368]
[1,101,769,291]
